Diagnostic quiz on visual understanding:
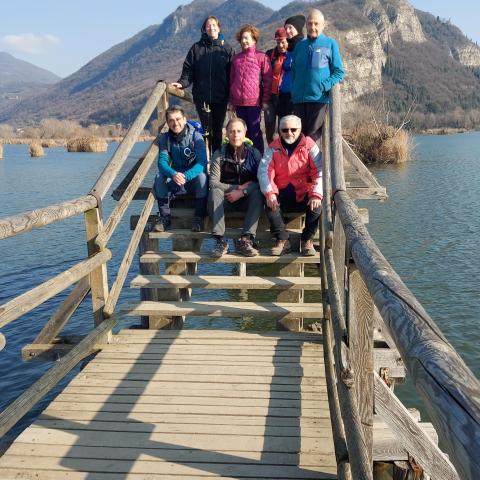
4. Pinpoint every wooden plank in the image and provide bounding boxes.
[110,337,320,346]
[141,251,320,264]
[374,371,459,479]
[104,192,155,316]
[114,329,323,339]
[121,301,323,318]
[336,189,480,480]
[0,315,117,438]
[149,227,302,240]
[32,277,90,345]
[0,332,5,351]
[90,81,166,200]
[0,250,111,329]
[138,232,159,328]
[0,195,97,240]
